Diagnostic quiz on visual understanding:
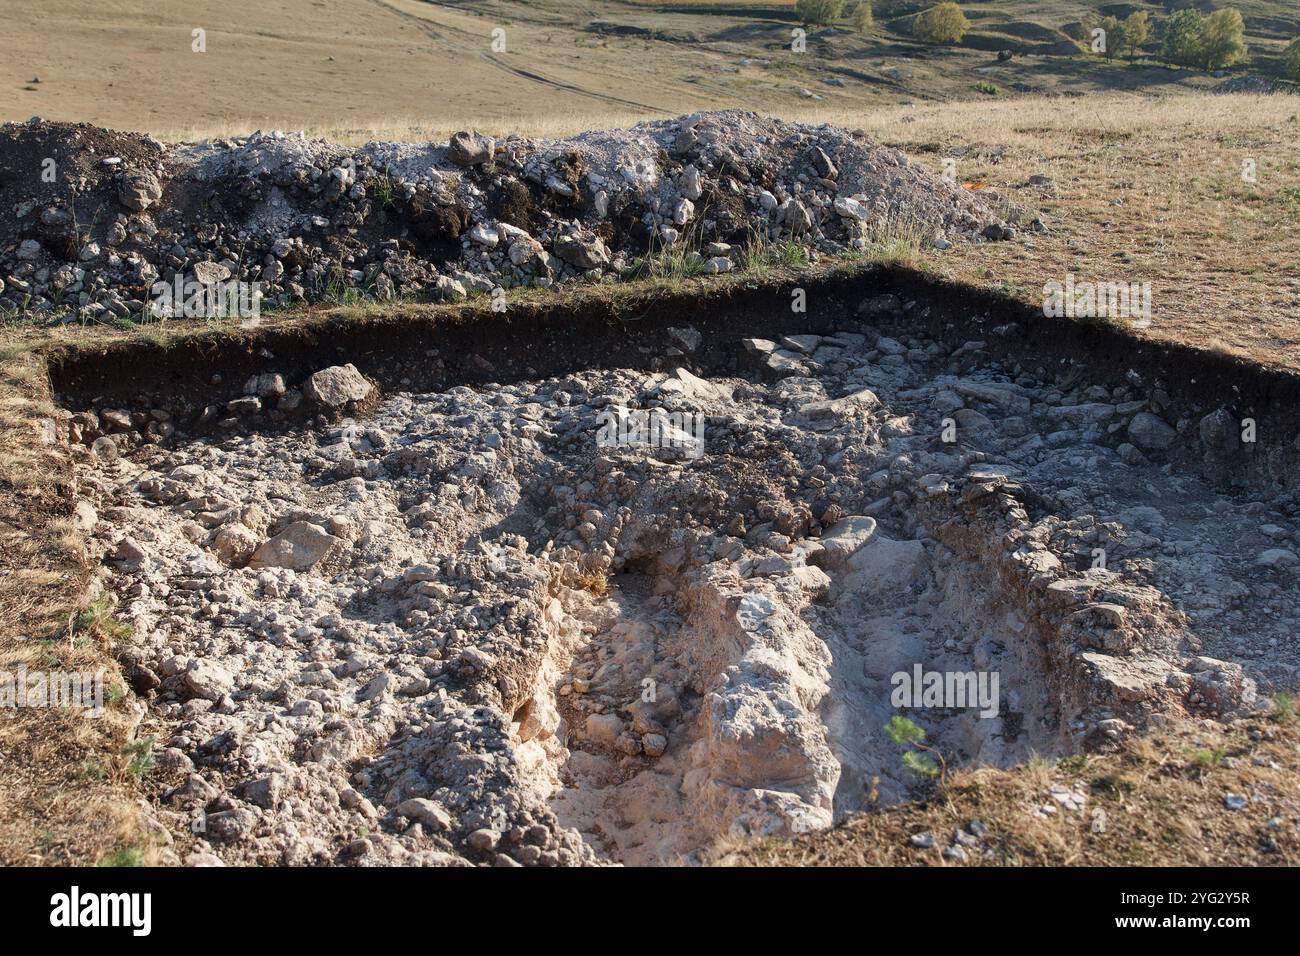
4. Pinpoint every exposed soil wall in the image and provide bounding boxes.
[48,266,1300,488]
